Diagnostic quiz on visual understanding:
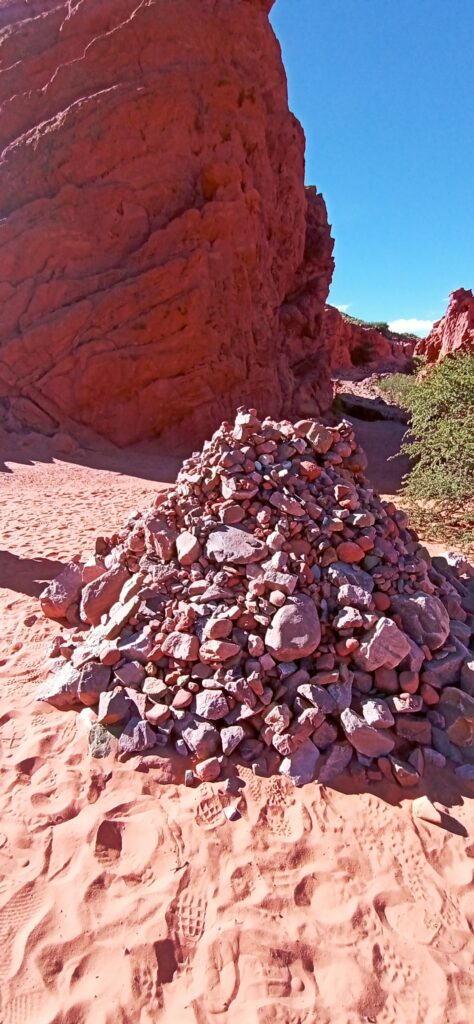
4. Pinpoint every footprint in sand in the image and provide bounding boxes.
[0,880,49,986]
[130,942,164,1019]
[459,885,474,932]
[95,820,124,865]
[0,714,22,756]
[230,863,261,902]
[0,989,56,1024]
[372,938,417,995]
[379,827,453,947]
[194,921,318,1024]
[195,787,226,830]
[19,710,78,759]
[166,870,207,964]
[93,808,162,880]
[258,846,317,907]
[300,868,368,943]
[174,888,207,944]
[430,896,471,956]
[373,886,442,946]
[255,782,313,843]
[372,937,448,1024]
[310,790,347,839]
[28,764,82,829]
